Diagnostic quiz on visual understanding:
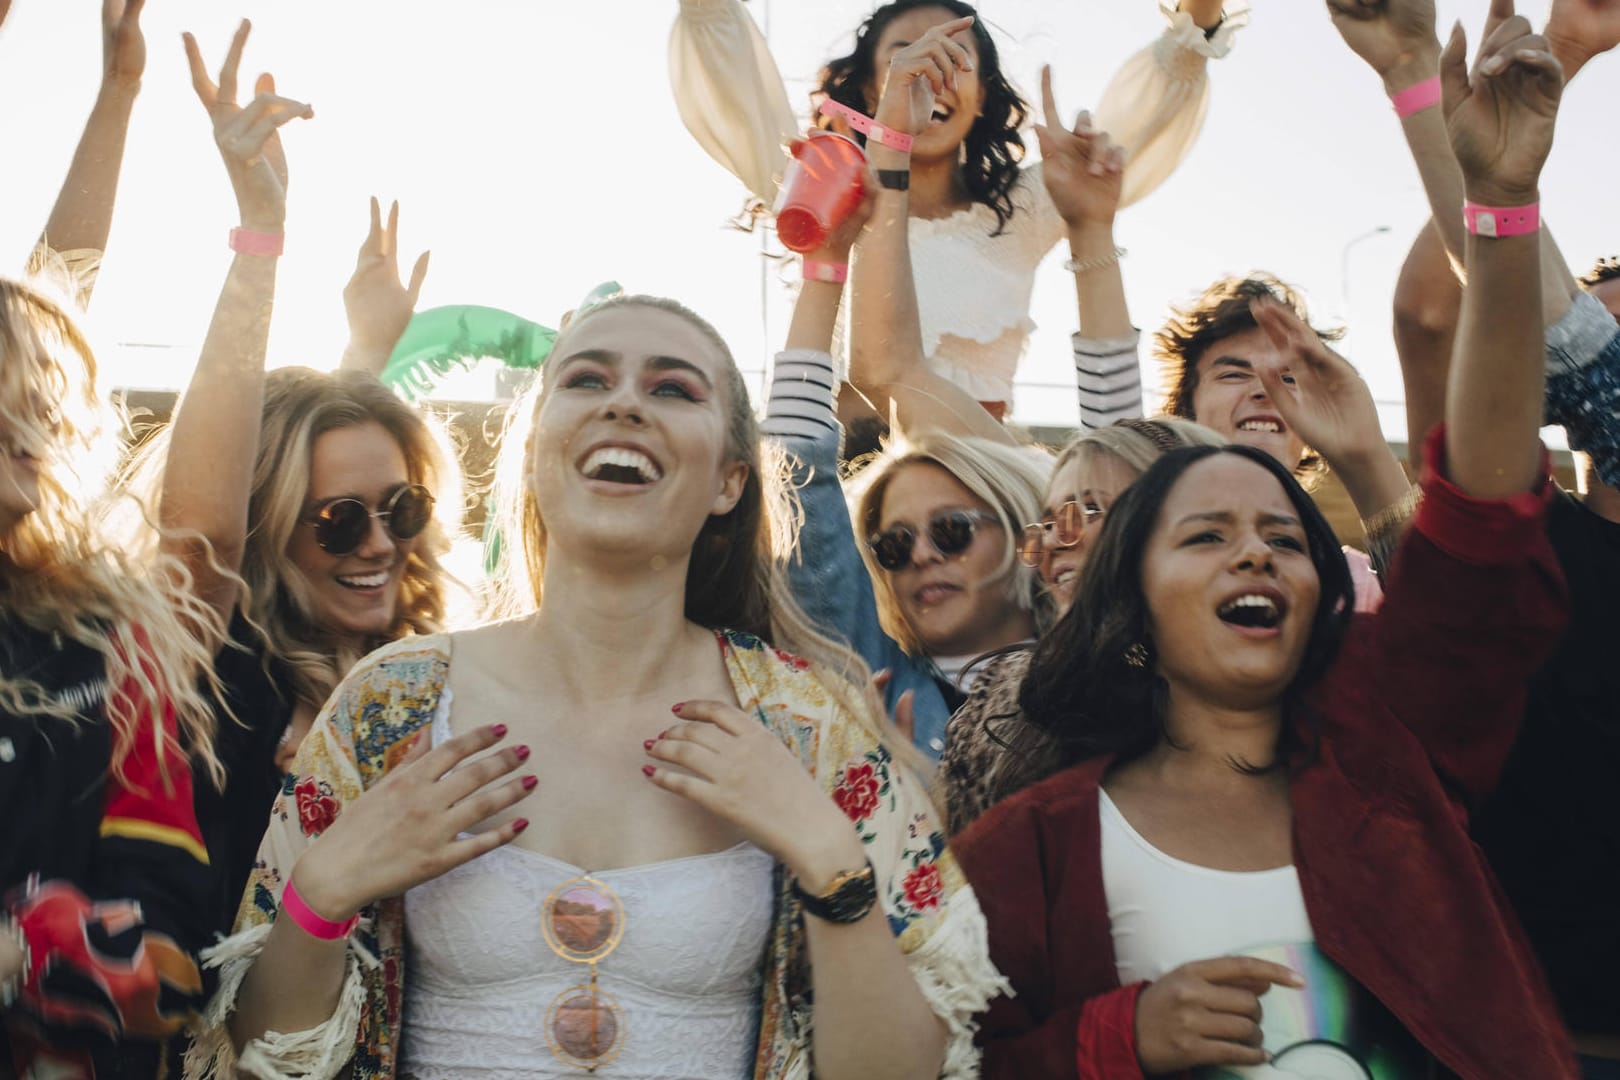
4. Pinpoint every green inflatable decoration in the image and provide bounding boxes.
[379,282,623,401]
